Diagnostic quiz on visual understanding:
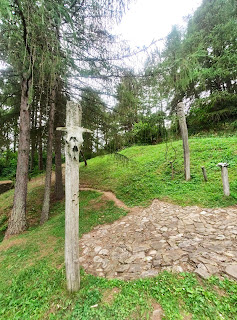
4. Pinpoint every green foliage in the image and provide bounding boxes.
[0,151,18,180]
[132,112,166,144]
[144,0,237,128]
[188,91,237,133]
